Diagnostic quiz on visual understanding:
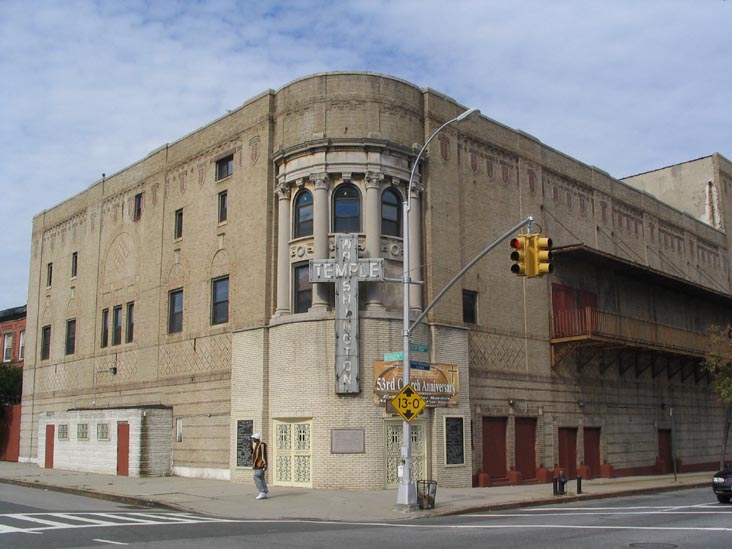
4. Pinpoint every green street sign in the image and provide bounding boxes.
[384,351,403,362]
[410,343,429,353]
